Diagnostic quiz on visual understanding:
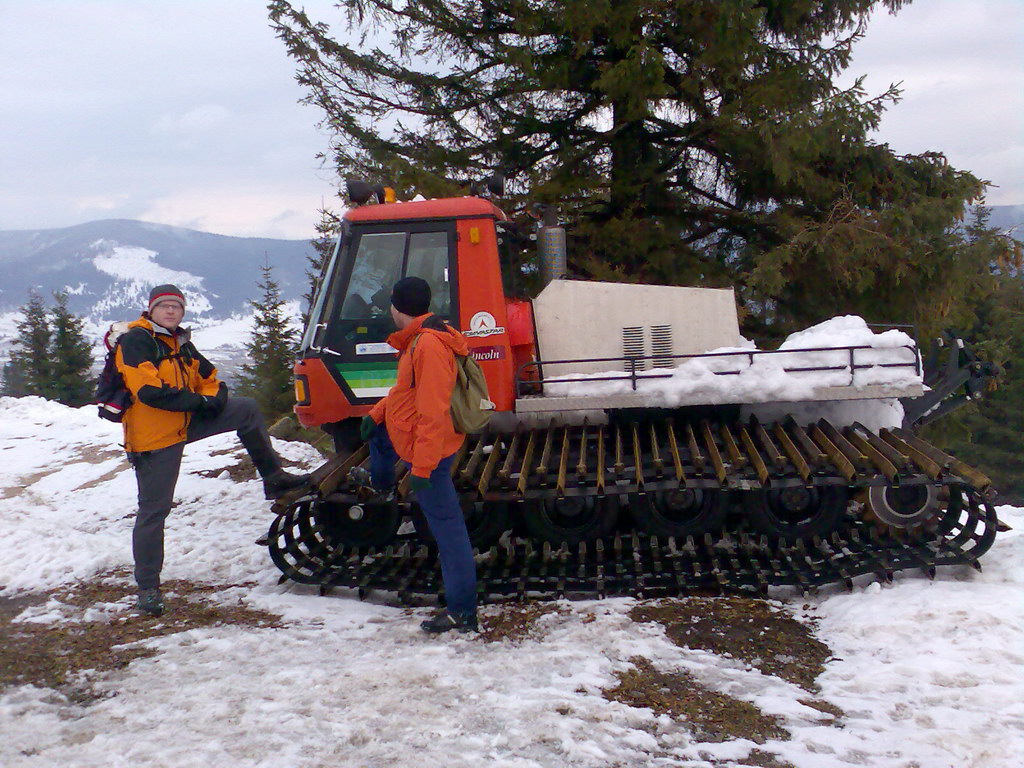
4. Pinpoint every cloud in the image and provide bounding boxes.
[845,0,1024,204]
[0,0,1019,239]
[151,105,231,135]
[73,194,131,215]
[137,185,341,240]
